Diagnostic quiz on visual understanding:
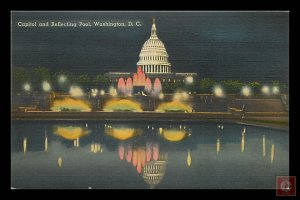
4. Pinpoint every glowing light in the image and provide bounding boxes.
[103,99,143,112]
[51,98,91,111]
[45,136,48,152]
[272,86,280,95]
[241,132,245,152]
[23,137,27,155]
[58,75,67,83]
[58,157,62,167]
[187,150,192,166]
[70,86,84,97]
[23,83,31,91]
[173,91,189,101]
[100,89,105,96]
[185,76,194,85]
[54,126,90,140]
[158,93,164,100]
[105,127,141,140]
[271,144,275,163]
[109,86,117,97]
[241,86,251,97]
[217,138,220,154]
[160,128,188,142]
[91,88,98,97]
[262,135,266,157]
[42,81,51,92]
[156,101,192,113]
[213,85,224,97]
[261,85,270,95]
